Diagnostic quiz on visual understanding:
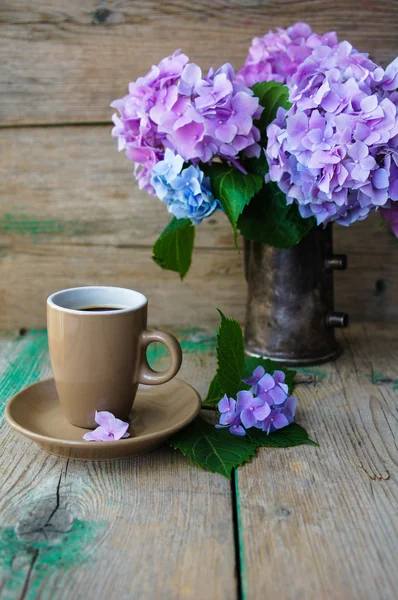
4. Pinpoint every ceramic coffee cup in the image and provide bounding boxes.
[47,286,182,429]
